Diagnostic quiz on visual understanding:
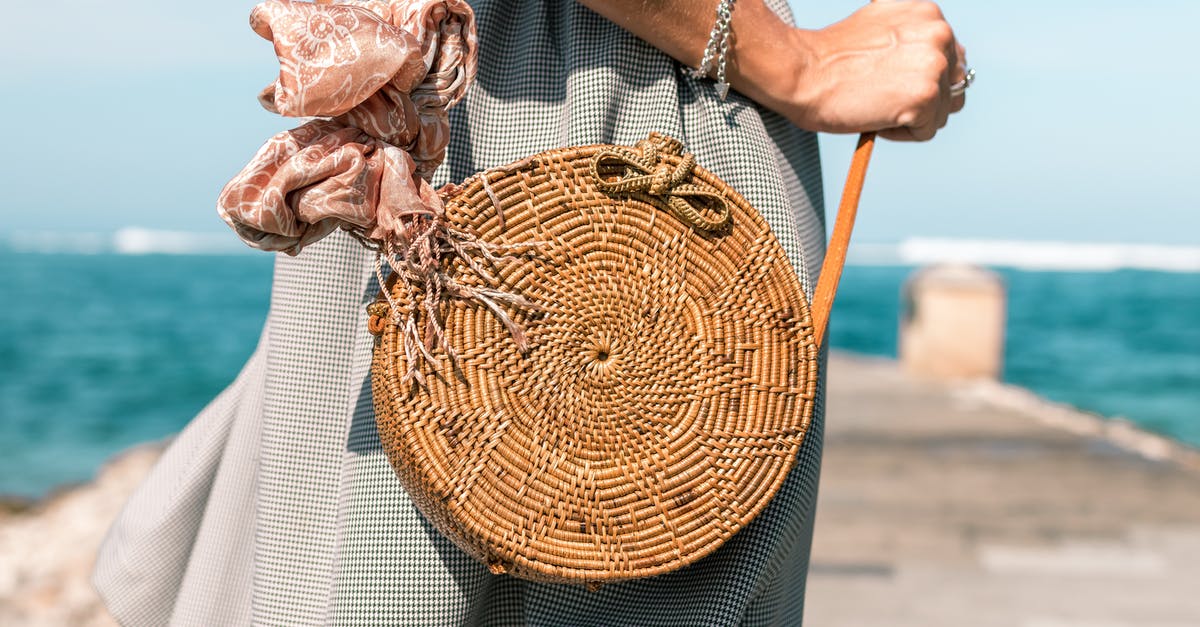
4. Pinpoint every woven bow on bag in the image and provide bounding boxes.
[219,0,873,587]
